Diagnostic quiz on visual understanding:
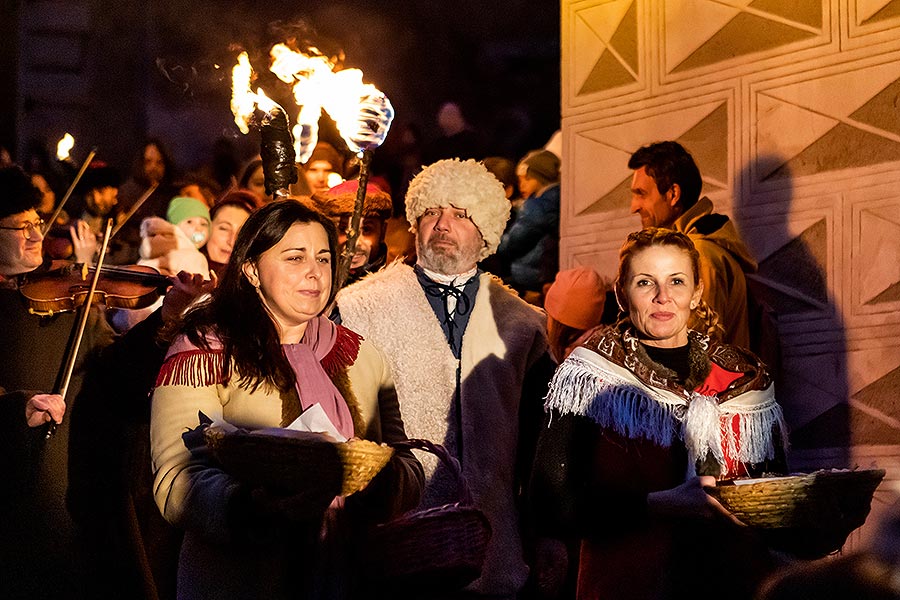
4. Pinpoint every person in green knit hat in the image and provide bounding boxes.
[167,195,211,249]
